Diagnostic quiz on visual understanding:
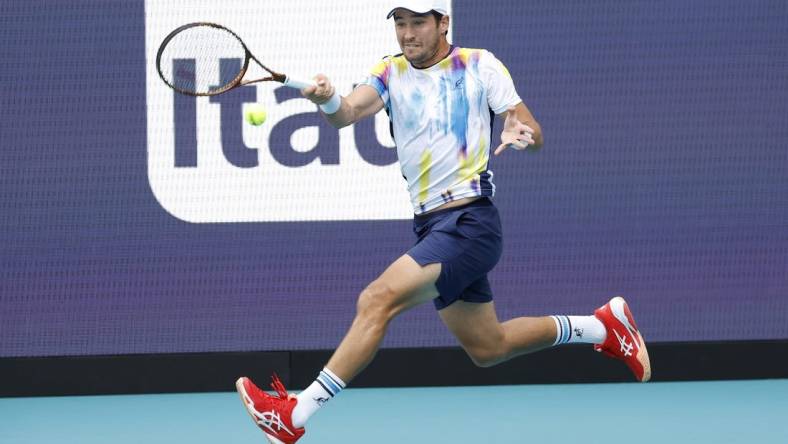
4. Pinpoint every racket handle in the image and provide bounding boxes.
[283,77,315,90]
